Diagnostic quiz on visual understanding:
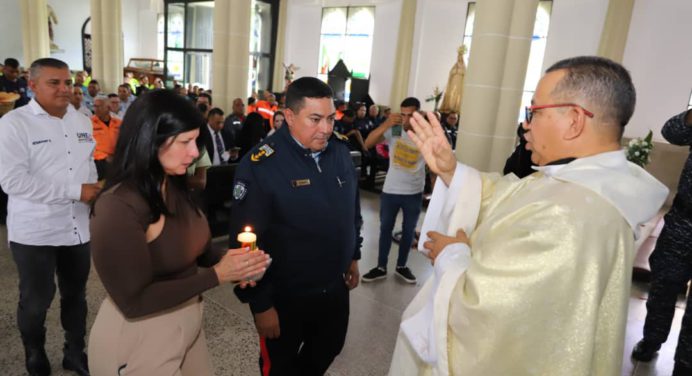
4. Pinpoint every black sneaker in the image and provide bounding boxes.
[362,267,387,282]
[395,266,416,284]
[631,339,660,362]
